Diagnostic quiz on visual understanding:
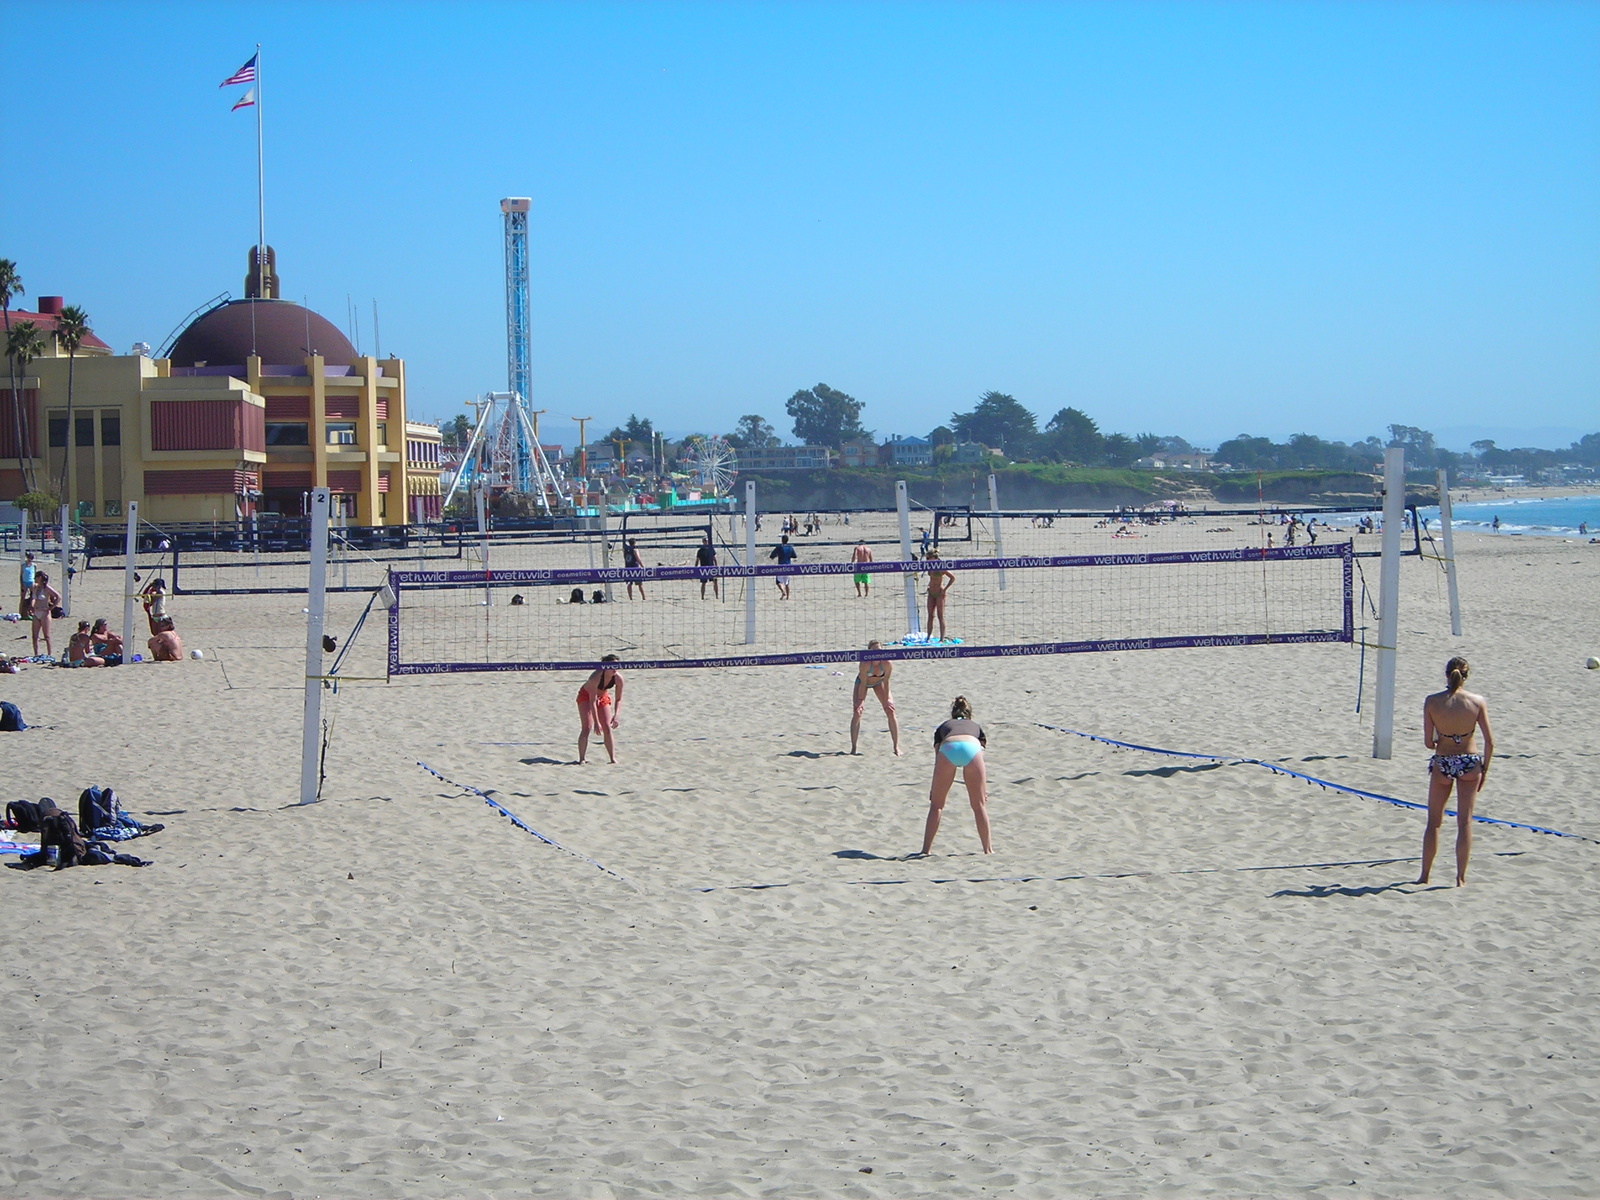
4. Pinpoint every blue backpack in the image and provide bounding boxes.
[0,701,25,732]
